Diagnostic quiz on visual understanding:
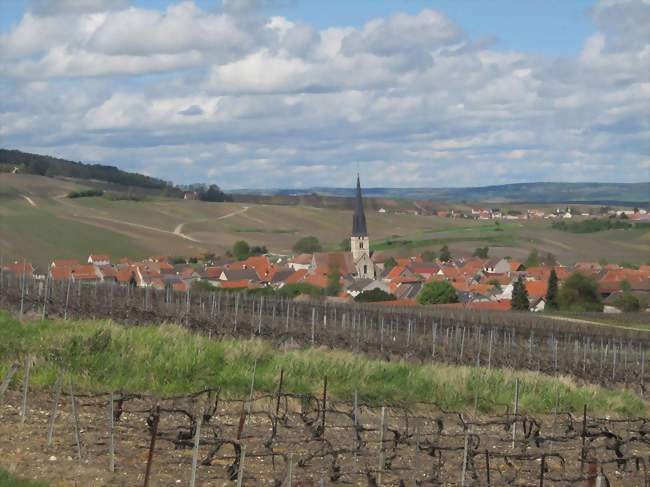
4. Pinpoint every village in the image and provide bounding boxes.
[2,177,648,314]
